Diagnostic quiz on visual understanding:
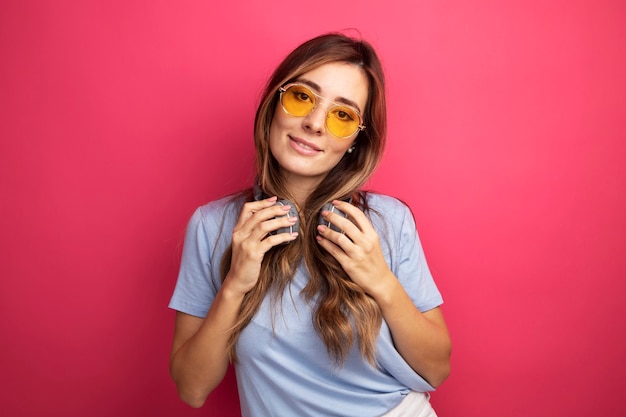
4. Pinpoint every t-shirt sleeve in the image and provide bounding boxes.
[168,207,220,318]
[381,197,443,312]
